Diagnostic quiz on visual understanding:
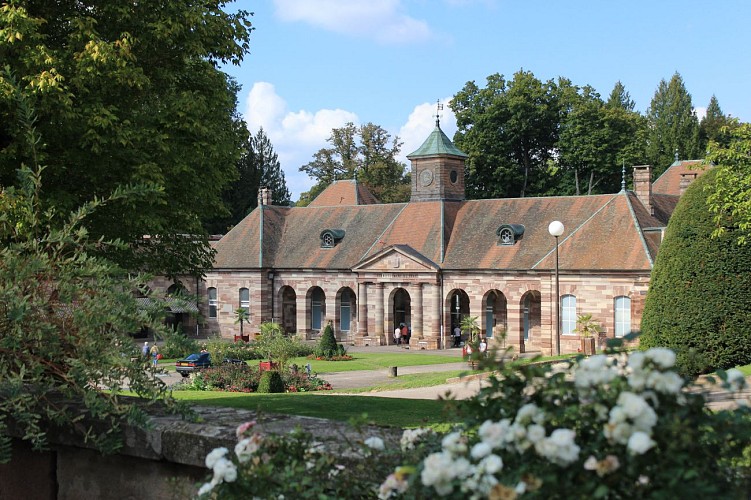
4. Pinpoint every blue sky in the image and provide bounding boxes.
[224,0,751,200]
